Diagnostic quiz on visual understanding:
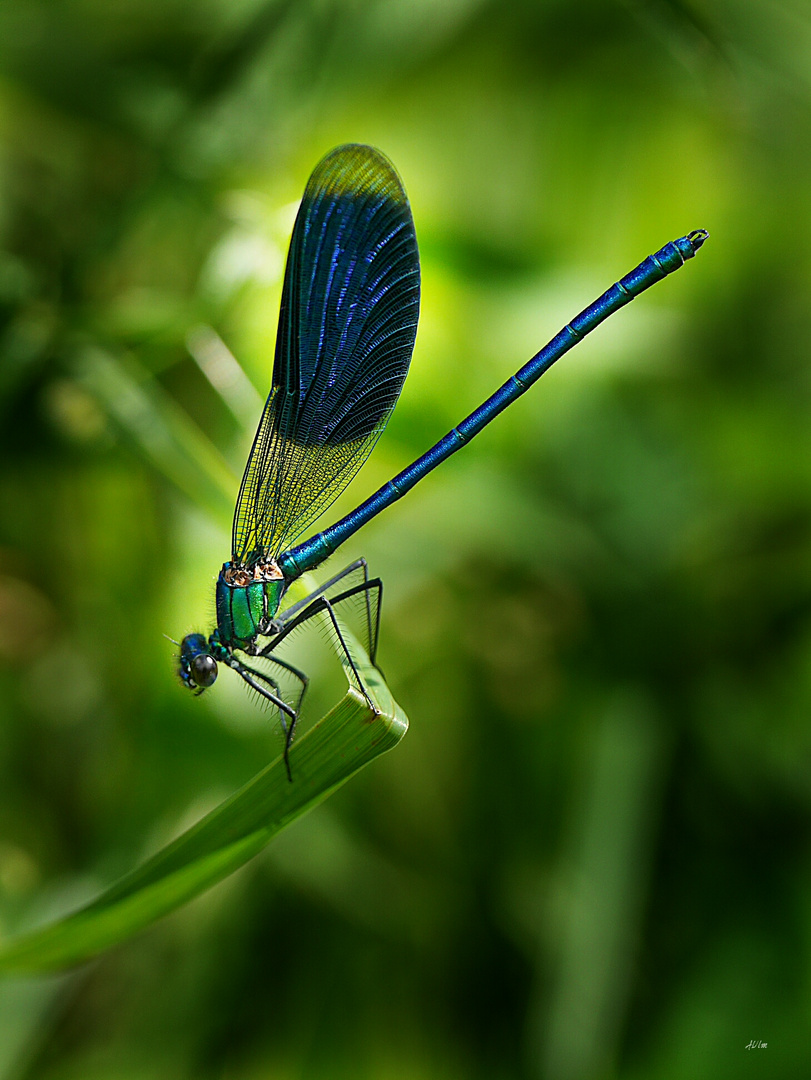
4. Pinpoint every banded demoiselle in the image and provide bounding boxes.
[178,144,708,779]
